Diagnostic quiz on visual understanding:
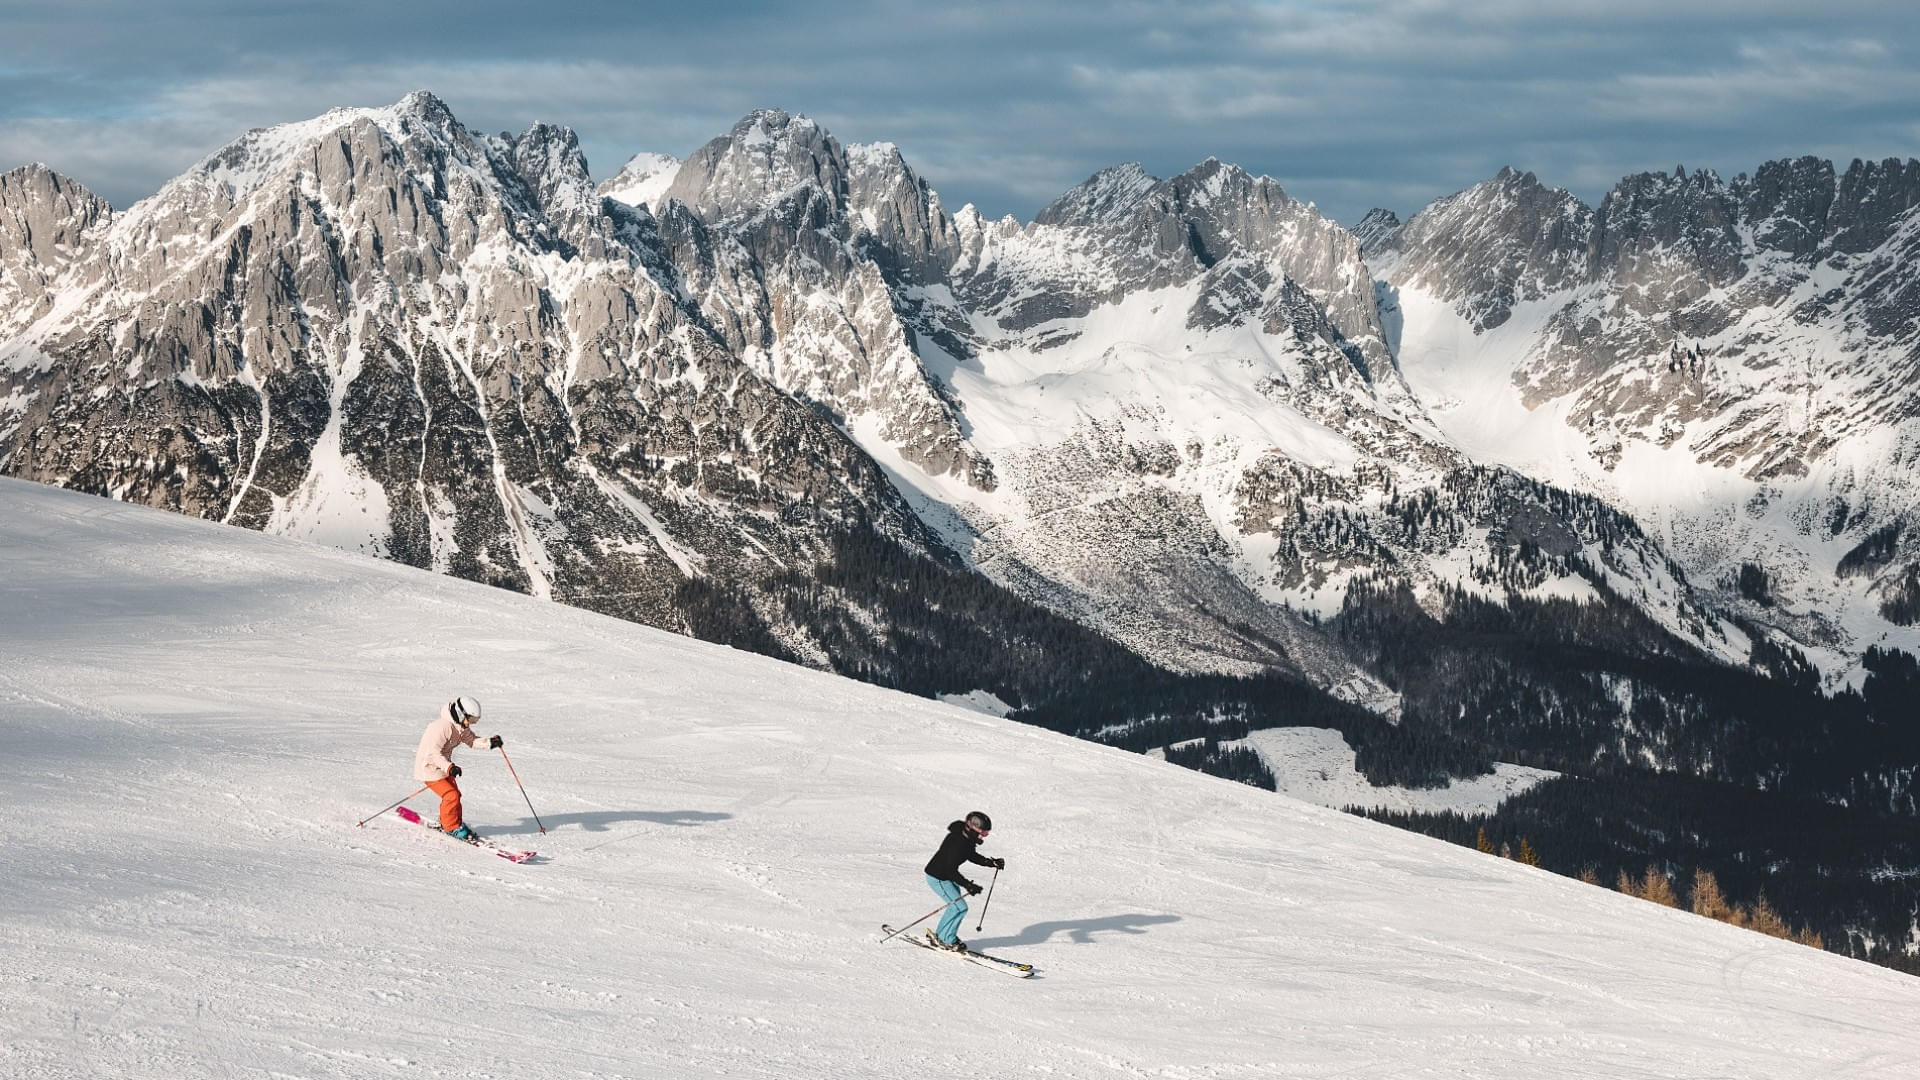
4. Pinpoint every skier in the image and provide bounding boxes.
[923,811,1004,952]
[414,696,502,841]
